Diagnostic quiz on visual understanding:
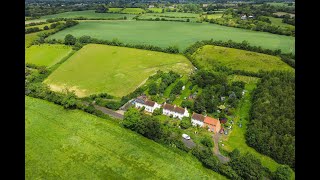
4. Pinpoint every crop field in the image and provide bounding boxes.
[44,44,193,97]
[26,44,73,67]
[47,20,295,53]
[148,8,163,13]
[191,45,294,72]
[25,96,226,179]
[25,10,136,22]
[121,8,146,14]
